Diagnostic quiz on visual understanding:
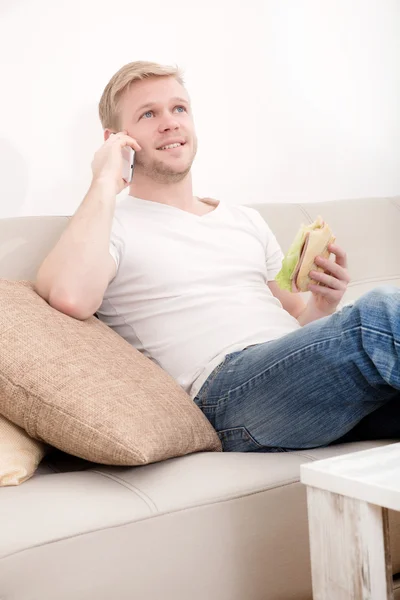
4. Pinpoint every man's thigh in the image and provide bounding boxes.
[200,297,400,452]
